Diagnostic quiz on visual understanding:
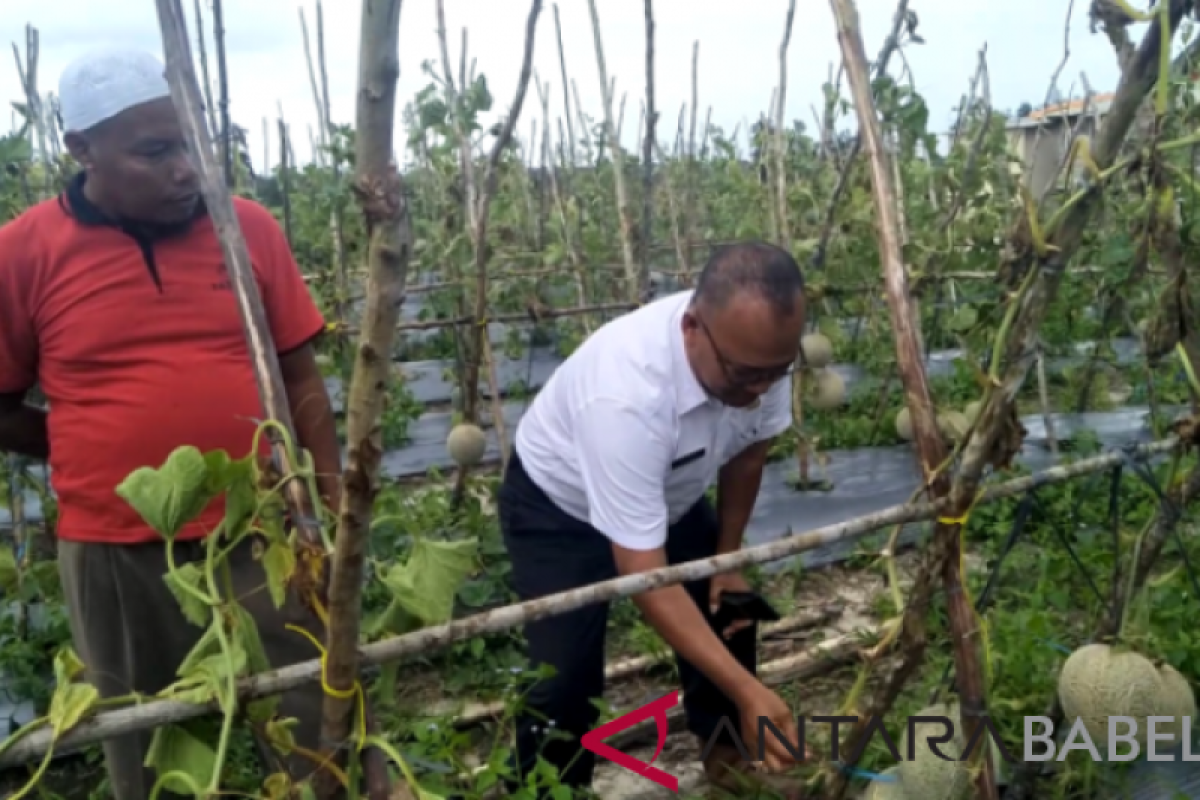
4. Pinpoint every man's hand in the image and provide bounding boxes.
[737,682,812,771]
[710,570,754,638]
